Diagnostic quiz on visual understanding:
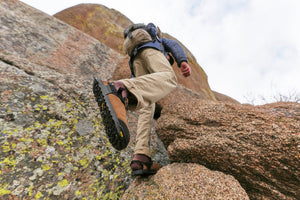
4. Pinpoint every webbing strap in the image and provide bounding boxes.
[102,84,113,96]
[129,39,165,77]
